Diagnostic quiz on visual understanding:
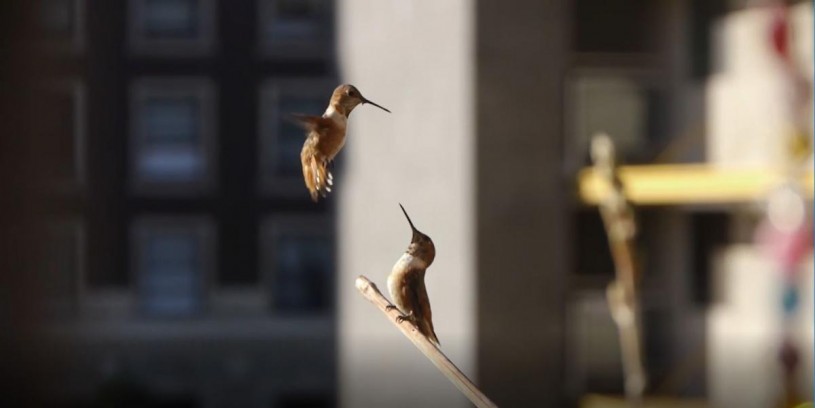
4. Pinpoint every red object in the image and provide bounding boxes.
[755,219,814,274]
[770,6,789,59]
